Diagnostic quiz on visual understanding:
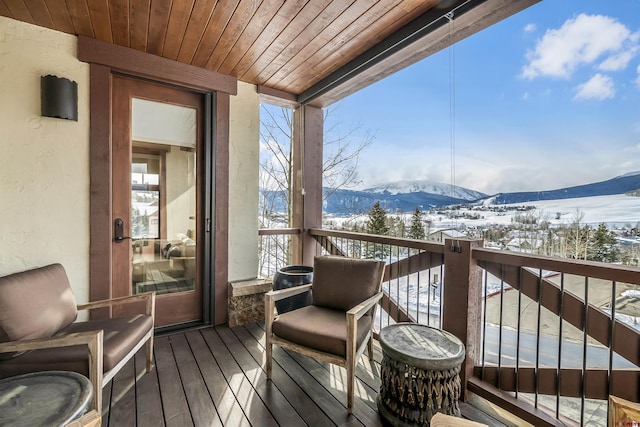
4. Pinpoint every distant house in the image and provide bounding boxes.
[427,229,467,243]
[505,237,541,253]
